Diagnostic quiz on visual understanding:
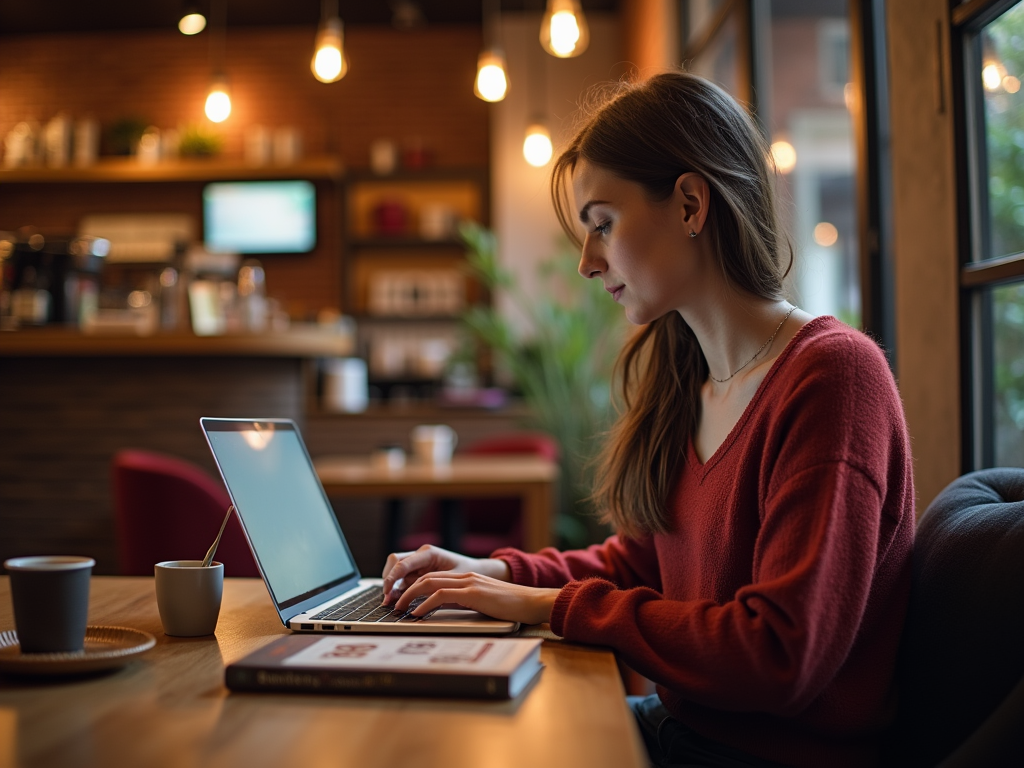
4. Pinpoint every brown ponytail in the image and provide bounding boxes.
[552,71,792,537]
